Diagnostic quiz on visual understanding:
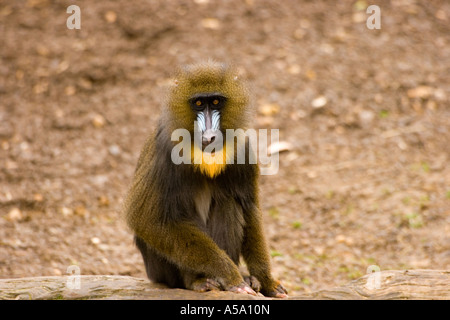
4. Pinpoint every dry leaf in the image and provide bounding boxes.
[98,196,110,207]
[74,206,88,217]
[60,207,73,216]
[104,11,117,23]
[352,12,366,23]
[267,141,292,155]
[201,18,220,30]
[288,64,301,75]
[7,208,23,221]
[33,193,44,202]
[258,103,280,116]
[91,237,101,245]
[92,114,106,128]
[407,86,434,99]
[311,96,327,108]
[64,85,76,96]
